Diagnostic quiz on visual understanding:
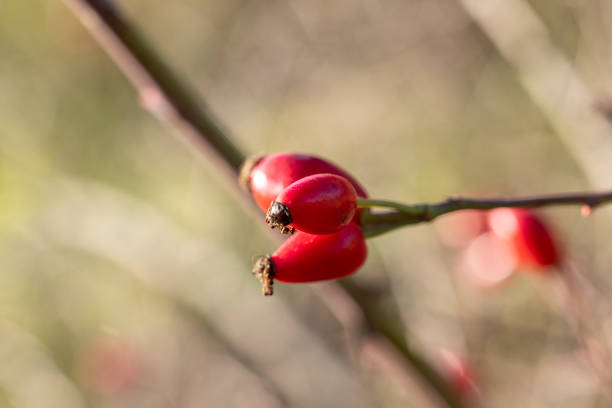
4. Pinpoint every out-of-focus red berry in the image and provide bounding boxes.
[434,210,487,248]
[459,232,517,288]
[438,349,480,400]
[266,174,357,235]
[487,208,561,270]
[78,337,141,396]
[245,152,368,212]
[252,223,367,295]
